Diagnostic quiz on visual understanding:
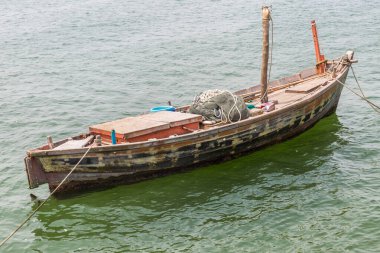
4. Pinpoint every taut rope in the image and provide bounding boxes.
[0,145,93,247]
[350,66,380,113]
[336,66,380,113]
